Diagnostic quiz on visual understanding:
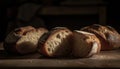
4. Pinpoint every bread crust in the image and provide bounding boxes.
[4,26,35,54]
[81,24,120,51]
[38,27,73,57]
[4,26,48,54]
[72,30,101,58]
